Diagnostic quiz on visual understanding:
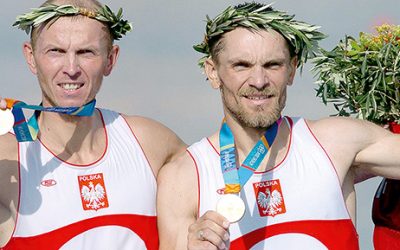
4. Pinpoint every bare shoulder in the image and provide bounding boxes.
[307,116,363,131]
[306,116,389,142]
[122,115,175,137]
[306,116,396,180]
[157,148,199,213]
[122,115,186,176]
[157,151,198,221]
[158,151,197,190]
[306,116,390,155]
